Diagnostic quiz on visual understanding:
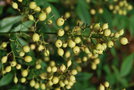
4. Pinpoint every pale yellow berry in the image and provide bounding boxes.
[19,51,25,57]
[104,29,111,36]
[40,83,46,89]
[21,69,28,77]
[10,61,17,67]
[58,29,65,37]
[34,6,41,12]
[28,15,34,21]
[23,45,30,53]
[47,20,53,24]
[94,58,100,64]
[16,64,21,69]
[91,63,97,70]
[64,79,69,85]
[59,81,65,87]
[65,51,71,58]
[99,84,105,90]
[32,33,40,42]
[29,2,37,9]
[56,17,65,26]
[13,76,18,84]
[1,42,7,48]
[1,56,8,64]
[48,81,53,86]
[83,56,88,62]
[90,9,96,15]
[21,78,26,83]
[64,12,71,19]
[44,49,50,56]
[12,2,18,9]
[30,44,36,50]
[47,66,52,72]
[114,33,120,38]
[66,85,71,89]
[55,88,61,90]
[96,43,103,50]
[60,64,66,72]
[51,66,57,72]
[36,64,41,69]
[18,0,23,2]
[94,23,100,30]
[38,45,45,51]
[107,41,114,48]
[119,29,124,36]
[34,82,40,89]
[46,6,52,14]
[62,43,68,48]
[98,8,103,14]
[57,48,64,56]
[70,75,76,82]
[120,37,128,45]
[71,69,78,75]
[50,61,56,67]
[24,56,32,62]
[104,81,109,88]
[5,66,12,72]
[75,37,81,44]
[68,40,76,48]
[55,39,62,48]
[52,77,59,84]
[39,13,47,21]
[67,60,72,67]
[30,80,36,87]
[102,23,108,30]
[73,46,80,54]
